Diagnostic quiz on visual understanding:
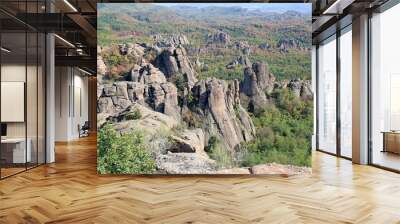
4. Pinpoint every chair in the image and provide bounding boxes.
[79,121,90,138]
